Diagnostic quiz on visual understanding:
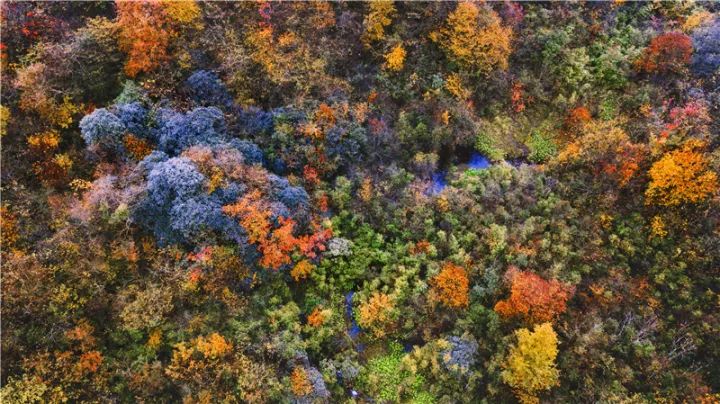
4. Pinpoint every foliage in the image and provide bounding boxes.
[431,2,513,74]
[362,1,396,48]
[645,140,718,206]
[636,32,693,74]
[3,3,720,403]
[431,262,470,309]
[502,322,559,404]
[691,18,720,76]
